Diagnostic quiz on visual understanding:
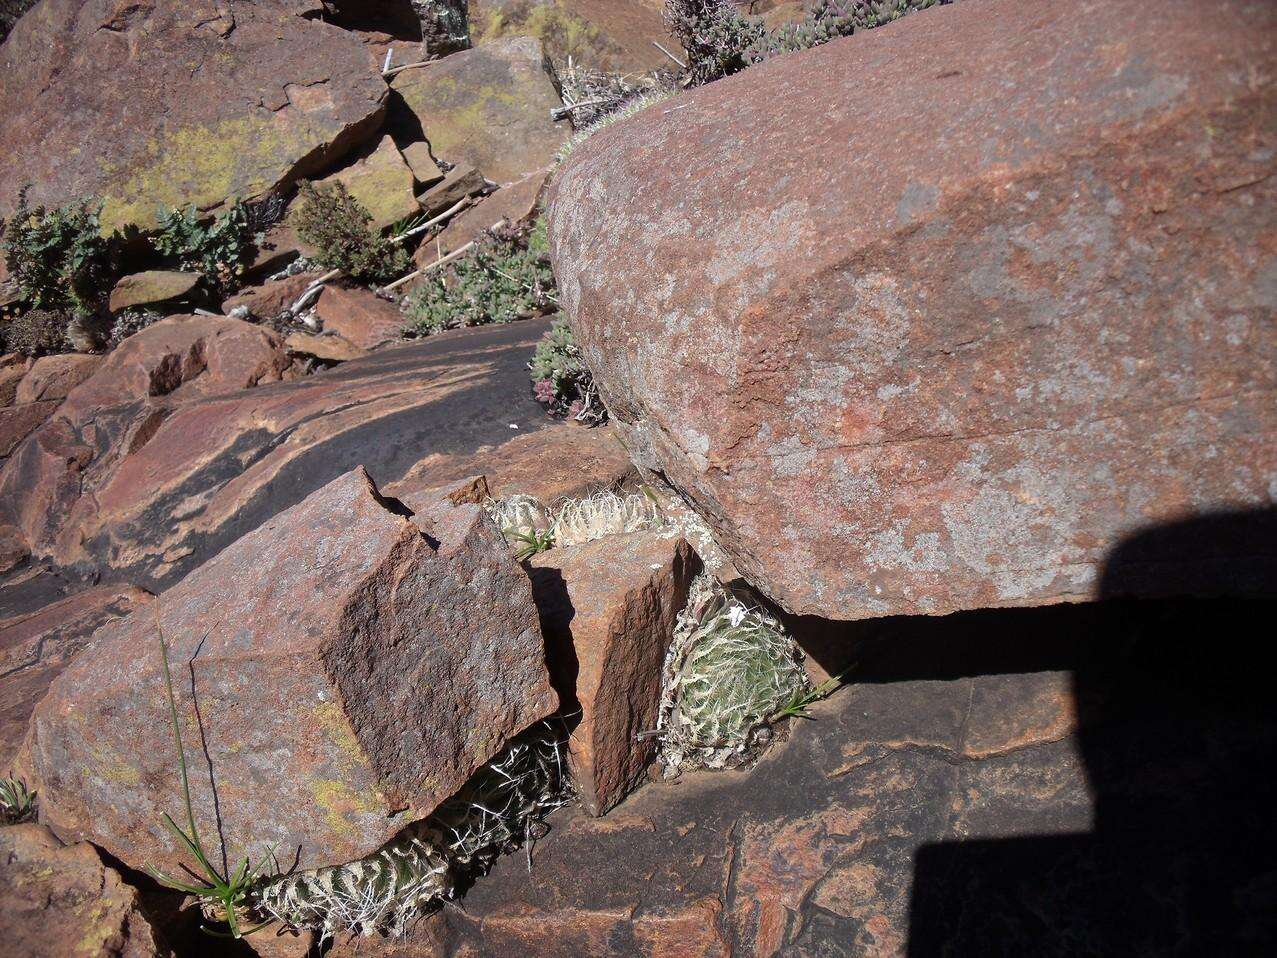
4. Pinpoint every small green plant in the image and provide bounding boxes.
[509,527,556,561]
[771,671,848,721]
[146,627,274,939]
[529,316,605,423]
[403,222,555,335]
[153,201,255,290]
[656,574,812,774]
[292,181,409,285]
[0,776,36,824]
[1,187,111,311]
